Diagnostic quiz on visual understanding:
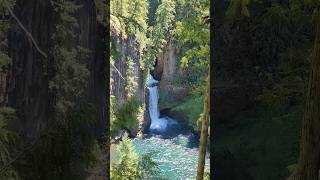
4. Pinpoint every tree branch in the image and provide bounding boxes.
[111,63,125,80]
[4,0,48,58]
